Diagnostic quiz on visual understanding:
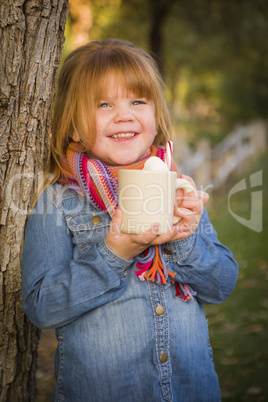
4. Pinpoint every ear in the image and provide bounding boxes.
[72,132,81,142]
